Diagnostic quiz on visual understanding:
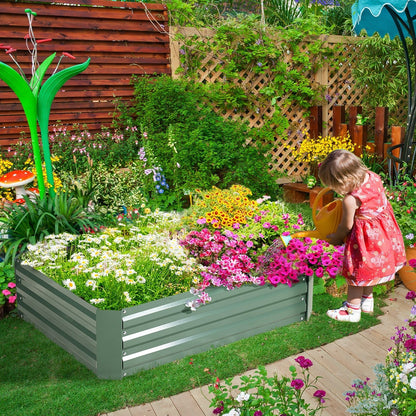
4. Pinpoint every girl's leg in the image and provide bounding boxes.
[361,286,374,313]
[327,285,363,322]
[347,285,364,307]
